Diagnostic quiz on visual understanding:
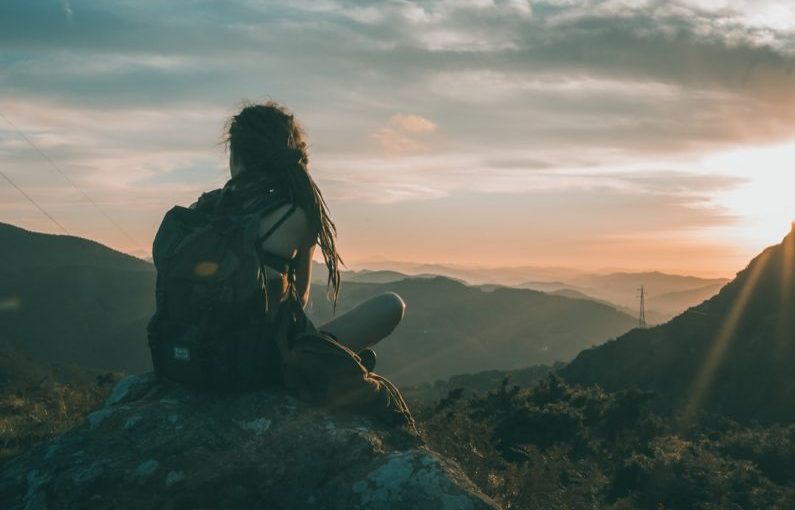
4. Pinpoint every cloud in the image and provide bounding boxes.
[371,113,439,153]
[4,1,792,159]
[1,0,793,268]
[388,113,438,133]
